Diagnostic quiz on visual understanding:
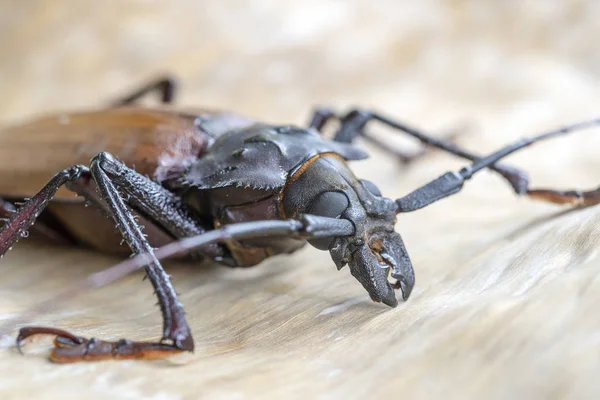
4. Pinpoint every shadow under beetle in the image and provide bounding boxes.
[1,77,599,362]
